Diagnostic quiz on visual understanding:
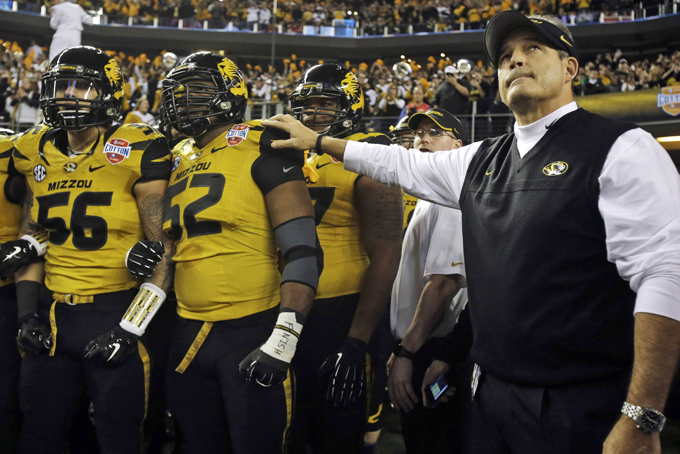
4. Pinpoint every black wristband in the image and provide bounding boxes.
[393,343,416,361]
[315,134,324,156]
[16,280,42,321]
